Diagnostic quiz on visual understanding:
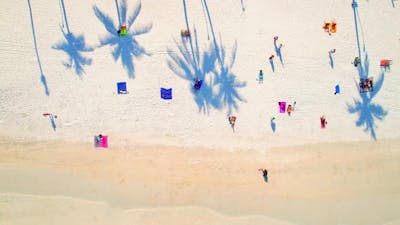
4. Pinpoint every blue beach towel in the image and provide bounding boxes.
[117,82,127,94]
[335,84,340,94]
[161,88,172,100]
